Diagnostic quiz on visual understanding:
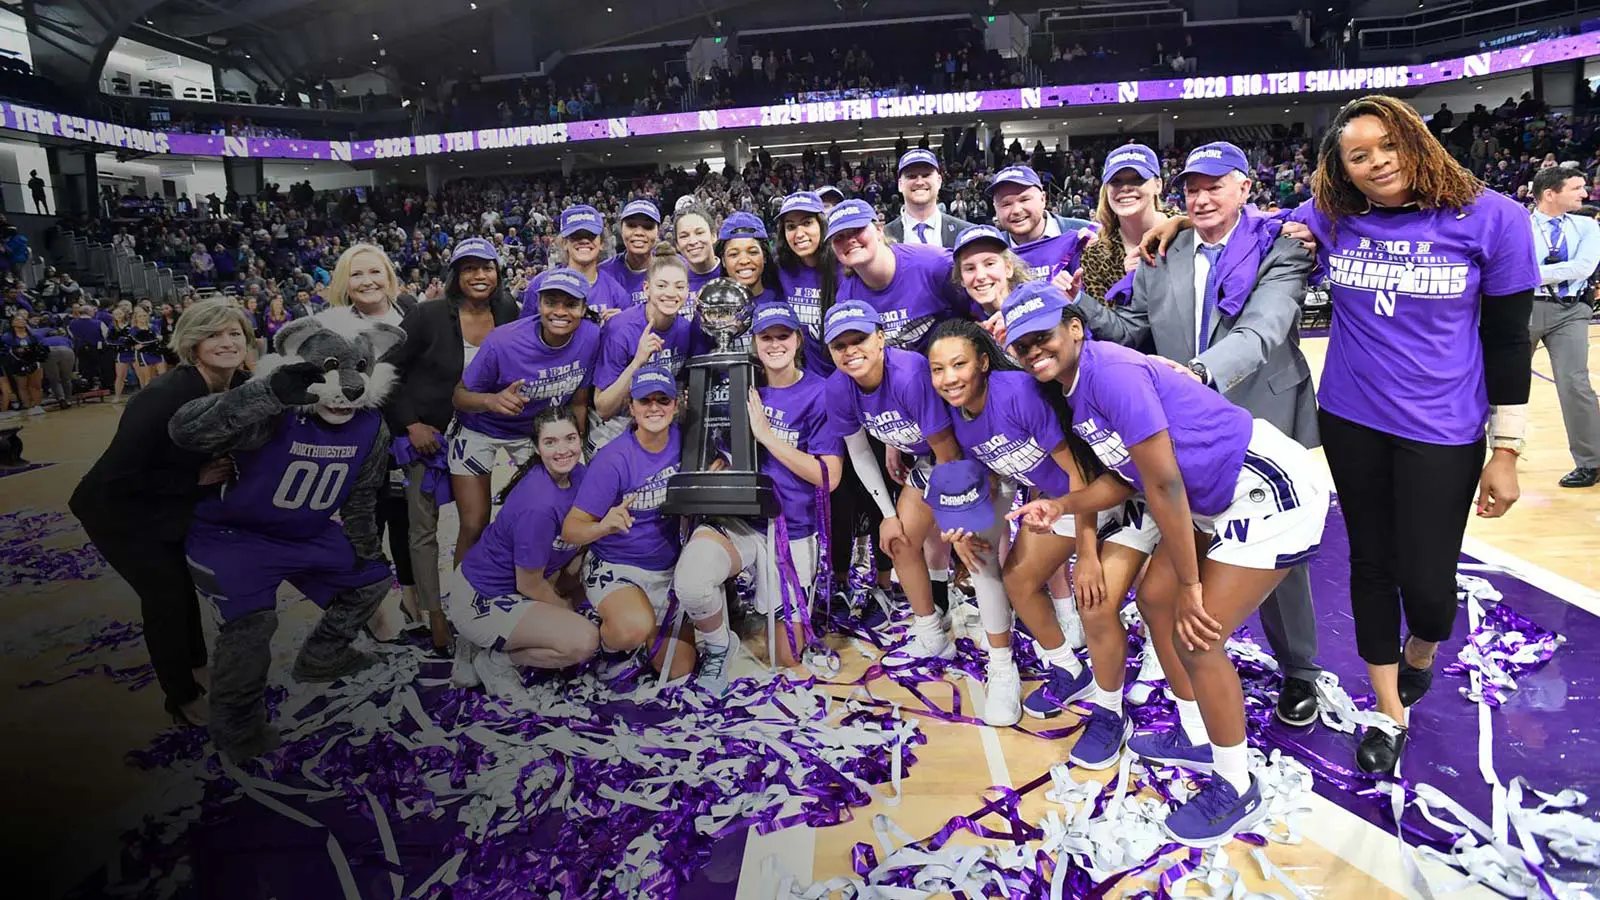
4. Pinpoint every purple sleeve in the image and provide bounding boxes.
[823,371,860,440]
[595,321,631,388]
[899,353,953,439]
[800,392,845,458]
[461,337,500,392]
[512,506,555,575]
[1480,193,1541,296]
[1090,361,1169,449]
[575,325,601,392]
[571,450,622,520]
